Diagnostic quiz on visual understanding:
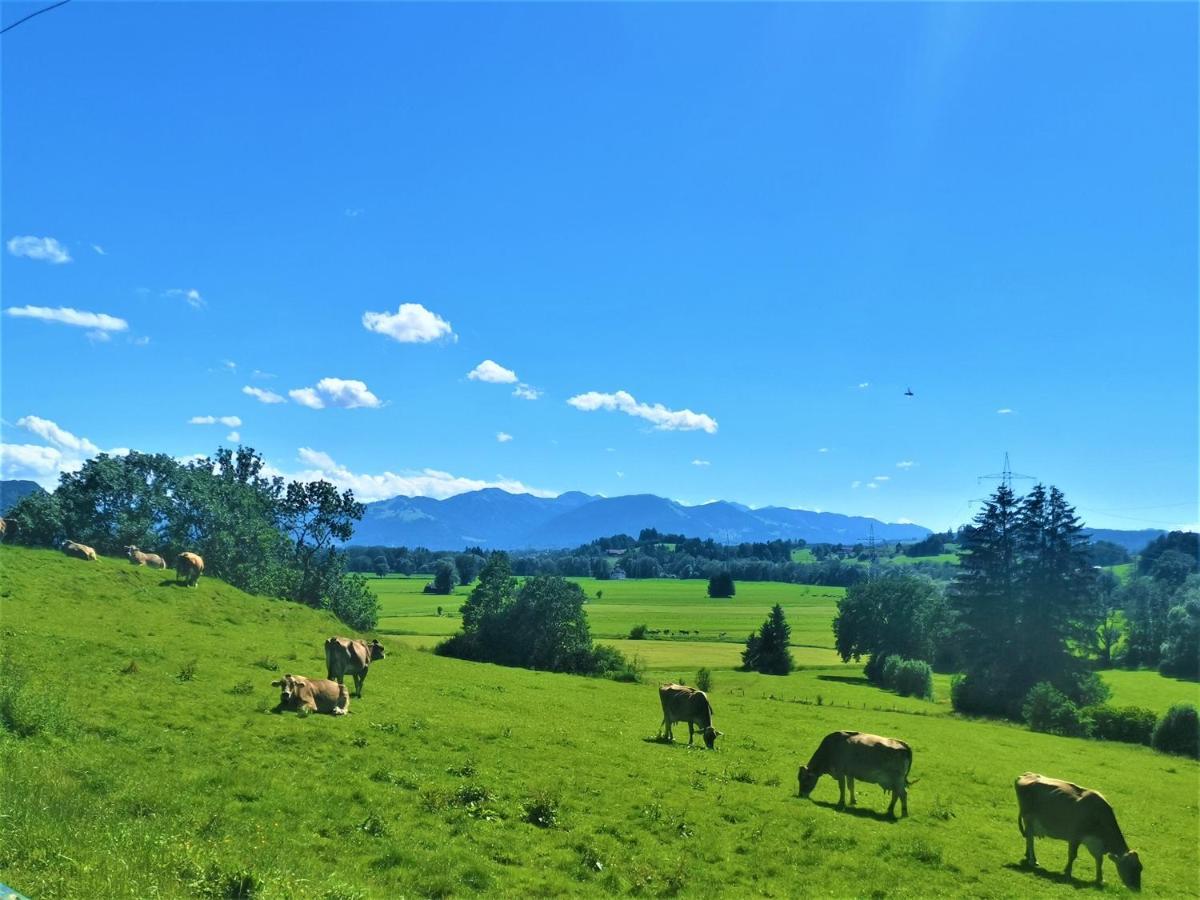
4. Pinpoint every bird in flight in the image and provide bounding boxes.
[904,387,915,397]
